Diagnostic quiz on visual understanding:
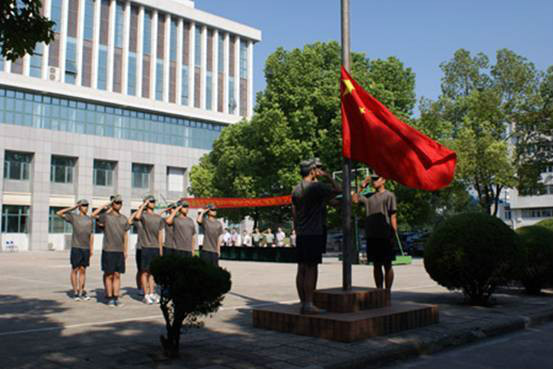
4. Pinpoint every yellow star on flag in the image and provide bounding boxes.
[342,79,355,95]
[359,107,366,114]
